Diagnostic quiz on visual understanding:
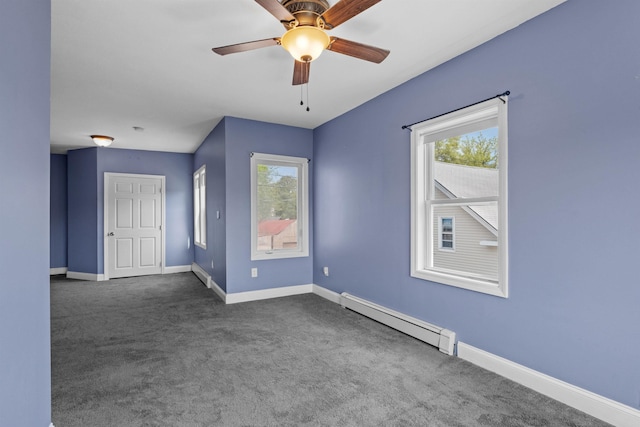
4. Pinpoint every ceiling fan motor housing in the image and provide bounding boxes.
[281,0,330,28]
